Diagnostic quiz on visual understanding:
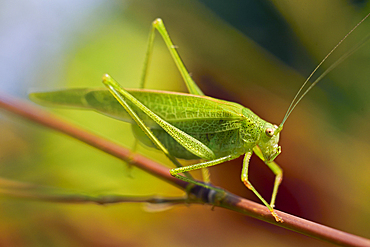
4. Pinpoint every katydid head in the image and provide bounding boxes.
[258,123,281,162]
